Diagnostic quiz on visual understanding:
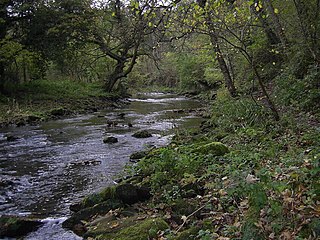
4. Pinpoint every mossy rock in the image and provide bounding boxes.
[62,199,124,231]
[0,216,43,238]
[175,227,200,240]
[26,114,42,123]
[50,108,67,116]
[88,217,169,240]
[129,151,148,160]
[193,142,229,156]
[80,186,117,209]
[132,130,152,138]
